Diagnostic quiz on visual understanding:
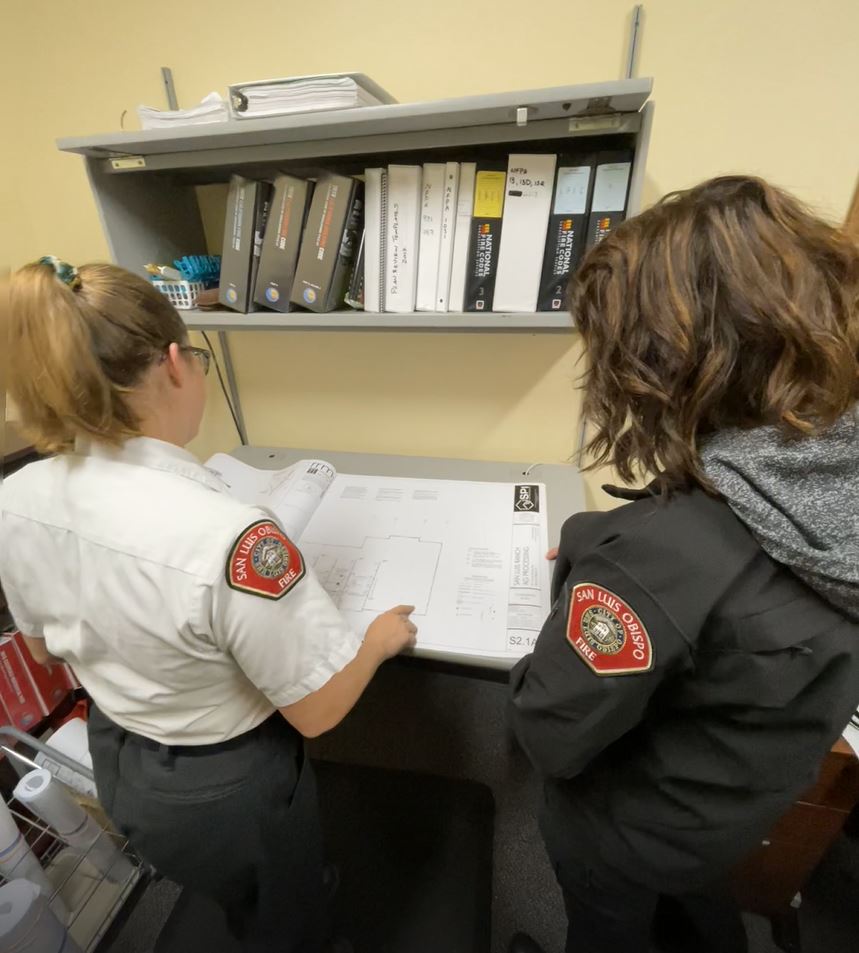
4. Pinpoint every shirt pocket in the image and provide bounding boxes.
[706,600,822,710]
